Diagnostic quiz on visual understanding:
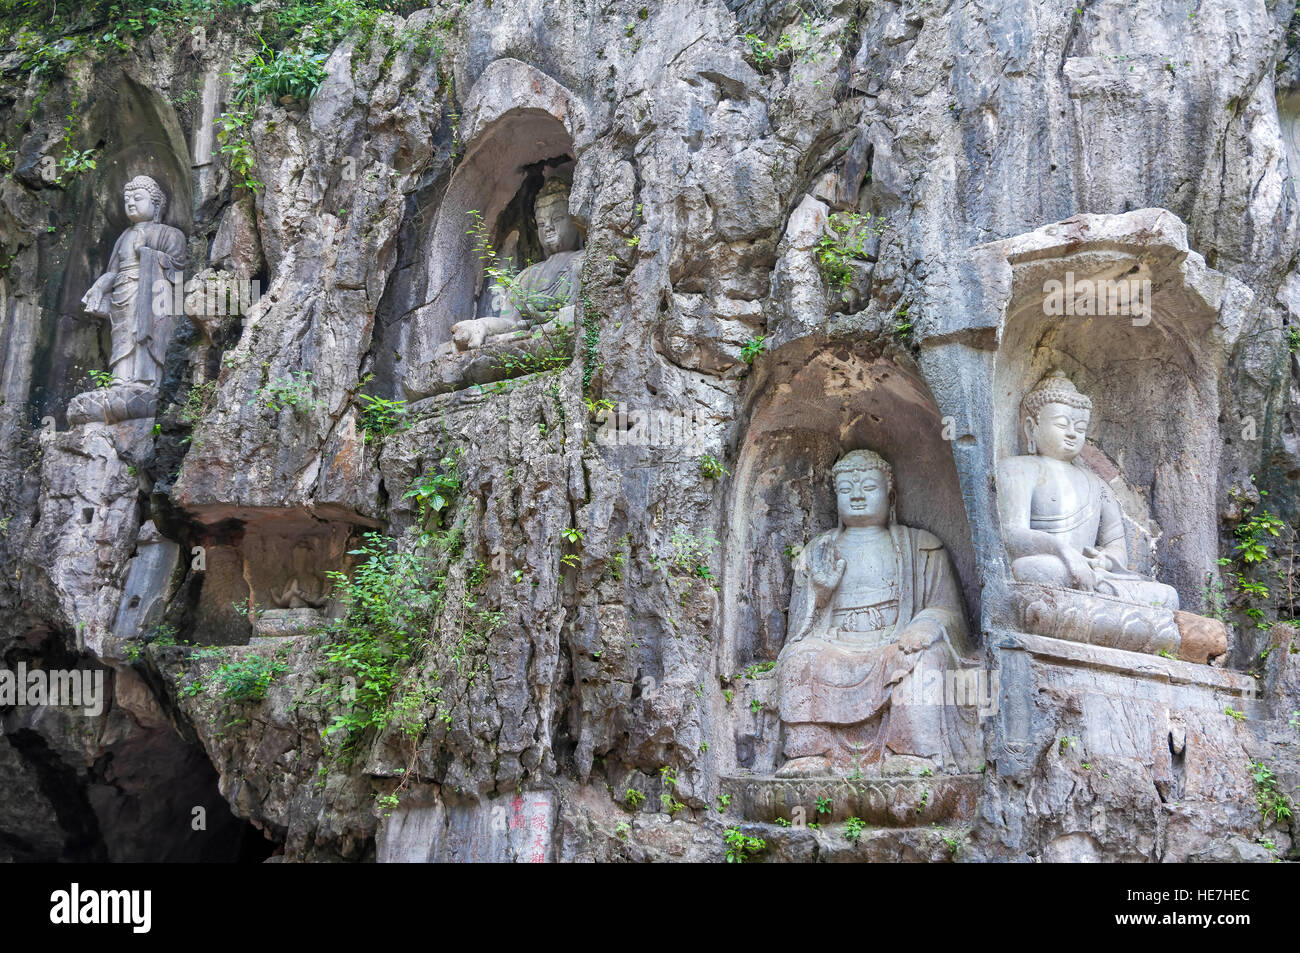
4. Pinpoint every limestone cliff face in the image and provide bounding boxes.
[1,0,1299,862]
